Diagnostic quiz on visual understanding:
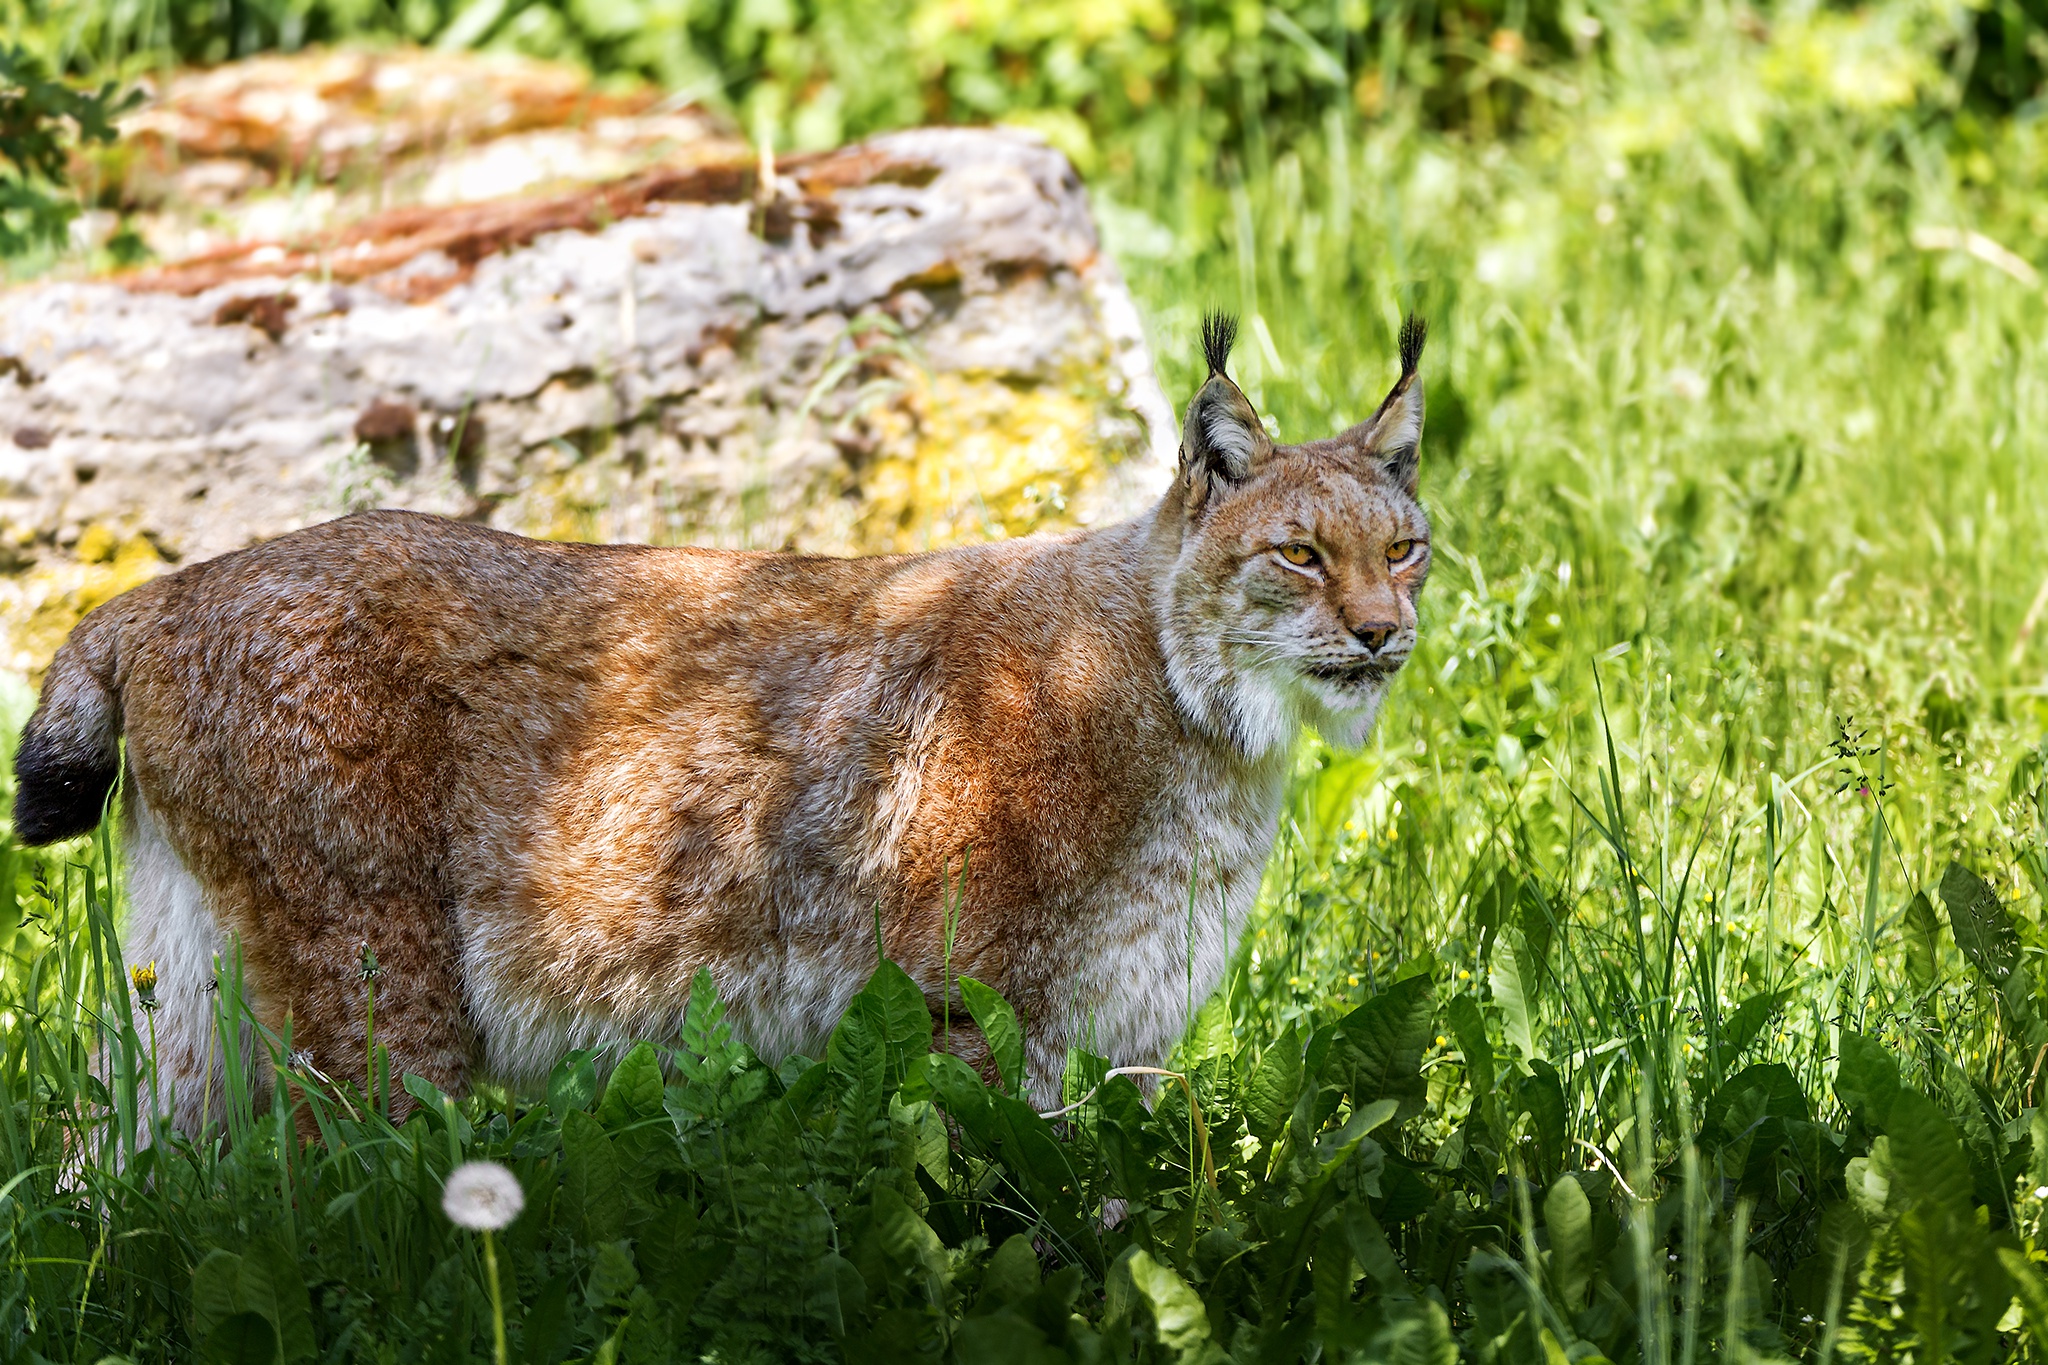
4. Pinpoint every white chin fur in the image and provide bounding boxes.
[1300,681,1388,750]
